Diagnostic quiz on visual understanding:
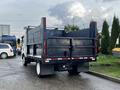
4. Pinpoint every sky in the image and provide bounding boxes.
[0,0,120,38]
